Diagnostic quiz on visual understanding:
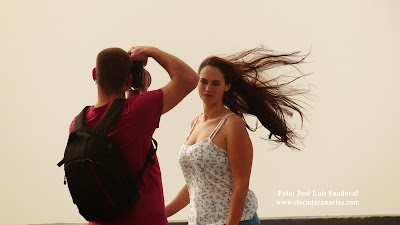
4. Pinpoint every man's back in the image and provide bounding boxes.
[63,46,198,224]
[69,89,166,225]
